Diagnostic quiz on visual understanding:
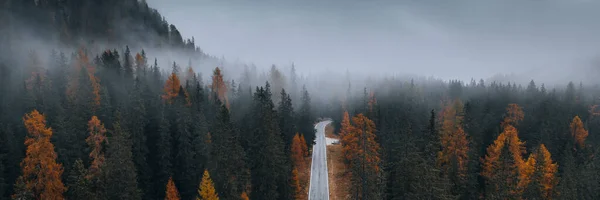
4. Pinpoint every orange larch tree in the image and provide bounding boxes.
[86,116,107,178]
[291,167,301,200]
[211,67,229,109]
[569,116,588,148]
[438,100,469,183]
[532,144,558,200]
[15,110,66,199]
[339,111,354,161]
[165,177,181,200]
[482,105,534,199]
[162,72,181,104]
[345,113,382,199]
[290,133,305,170]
